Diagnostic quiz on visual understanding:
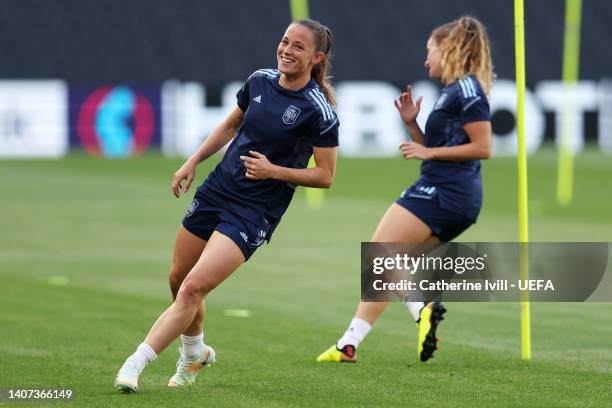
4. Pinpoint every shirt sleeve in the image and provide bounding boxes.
[236,77,251,112]
[457,77,491,124]
[312,110,339,147]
